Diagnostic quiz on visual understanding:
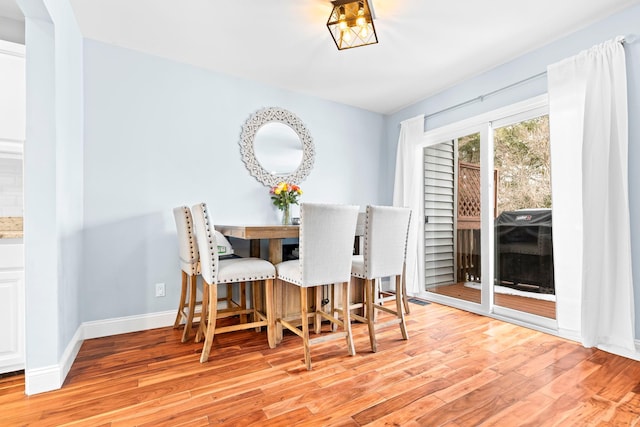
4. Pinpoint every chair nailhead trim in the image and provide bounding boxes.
[364,207,371,277]
[183,207,197,262]
[220,274,276,283]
